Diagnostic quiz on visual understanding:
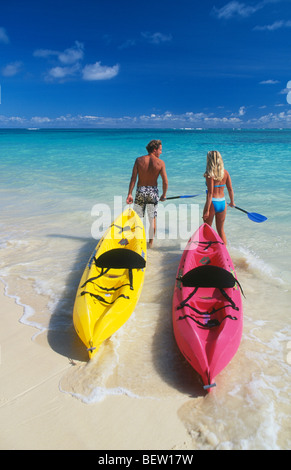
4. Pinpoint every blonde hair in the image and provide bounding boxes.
[204,150,225,181]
